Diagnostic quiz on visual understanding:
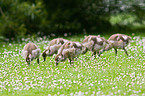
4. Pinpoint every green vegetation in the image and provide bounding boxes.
[0,0,145,40]
[0,0,145,95]
[1,34,145,95]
